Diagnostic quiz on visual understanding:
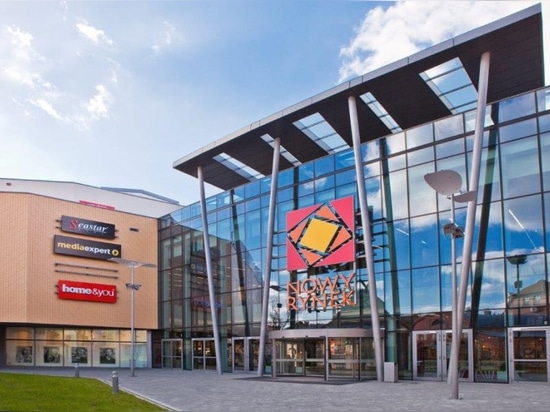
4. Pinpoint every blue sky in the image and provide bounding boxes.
[0,1,547,205]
